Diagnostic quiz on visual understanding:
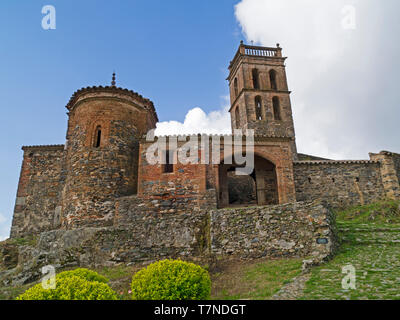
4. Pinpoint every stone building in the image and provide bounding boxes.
[10,42,400,238]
